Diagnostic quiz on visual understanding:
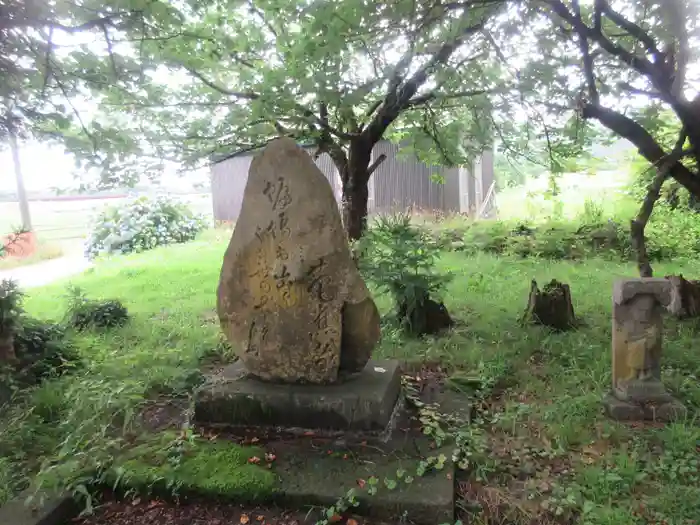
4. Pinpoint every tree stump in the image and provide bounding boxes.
[521,279,577,331]
[665,275,700,318]
[398,289,453,337]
